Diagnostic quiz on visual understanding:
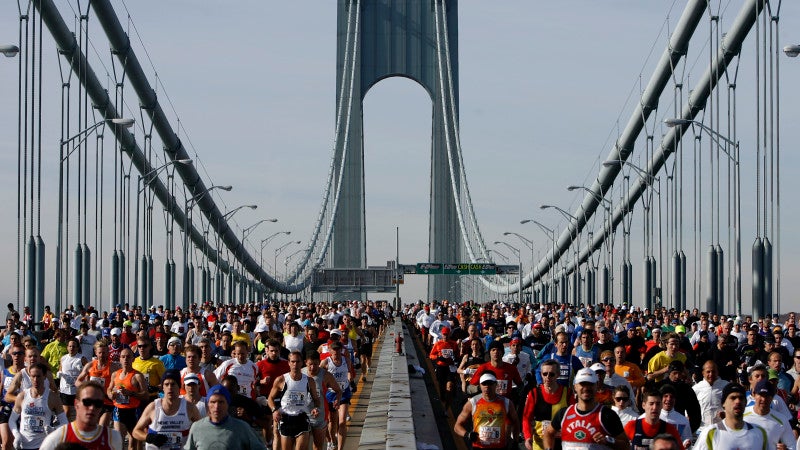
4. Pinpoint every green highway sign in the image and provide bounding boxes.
[412,263,498,275]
